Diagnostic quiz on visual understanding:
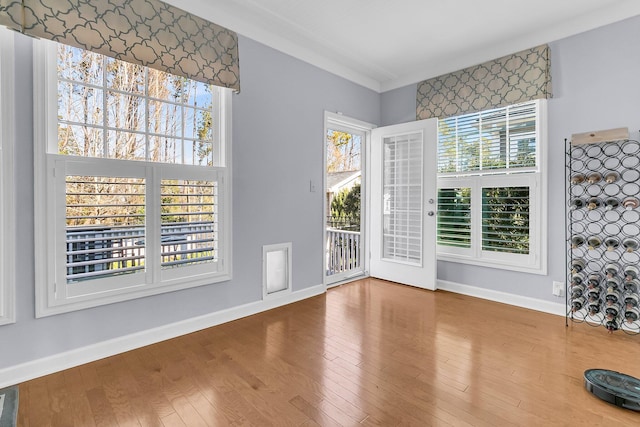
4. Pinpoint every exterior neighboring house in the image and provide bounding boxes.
[326,170,361,220]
